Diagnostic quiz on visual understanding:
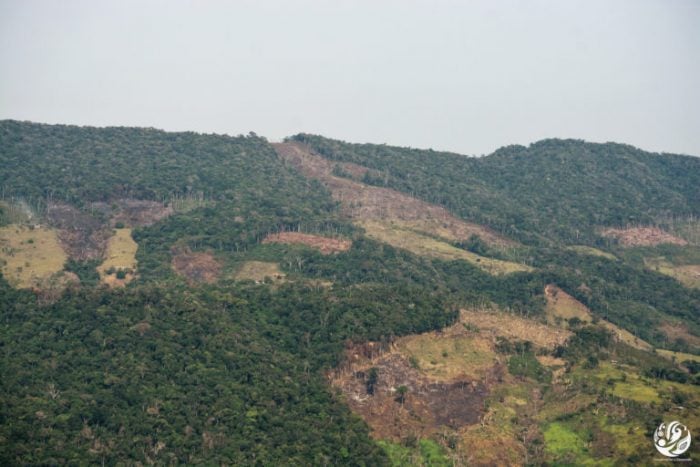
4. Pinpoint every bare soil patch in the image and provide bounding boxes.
[330,343,501,441]
[34,271,80,304]
[335,161,372,180]
[46,203,110,260]
[90,199,173,227]
[660,322,700,348]
[262,232,351,254]
[171,249,222,284]
[273,142,513,248]
[600,226,687,247]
